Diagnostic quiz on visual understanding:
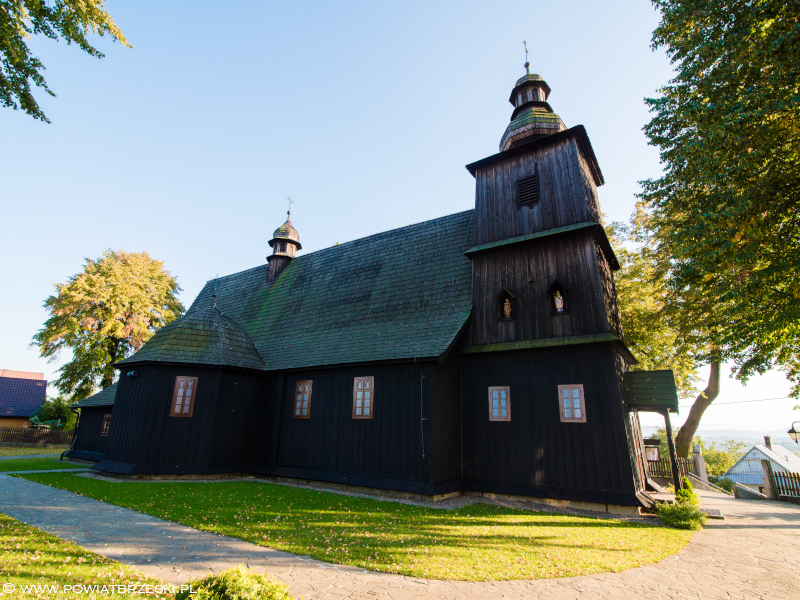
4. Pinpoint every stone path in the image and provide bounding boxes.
[0,454,60,460]
[0,468,89,474]
[1,475,799,599]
